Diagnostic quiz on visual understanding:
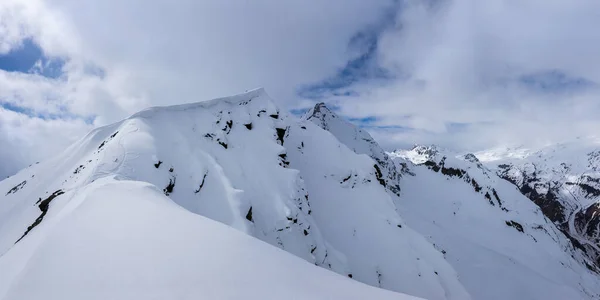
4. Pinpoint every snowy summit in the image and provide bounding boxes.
[1,89,600,299]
